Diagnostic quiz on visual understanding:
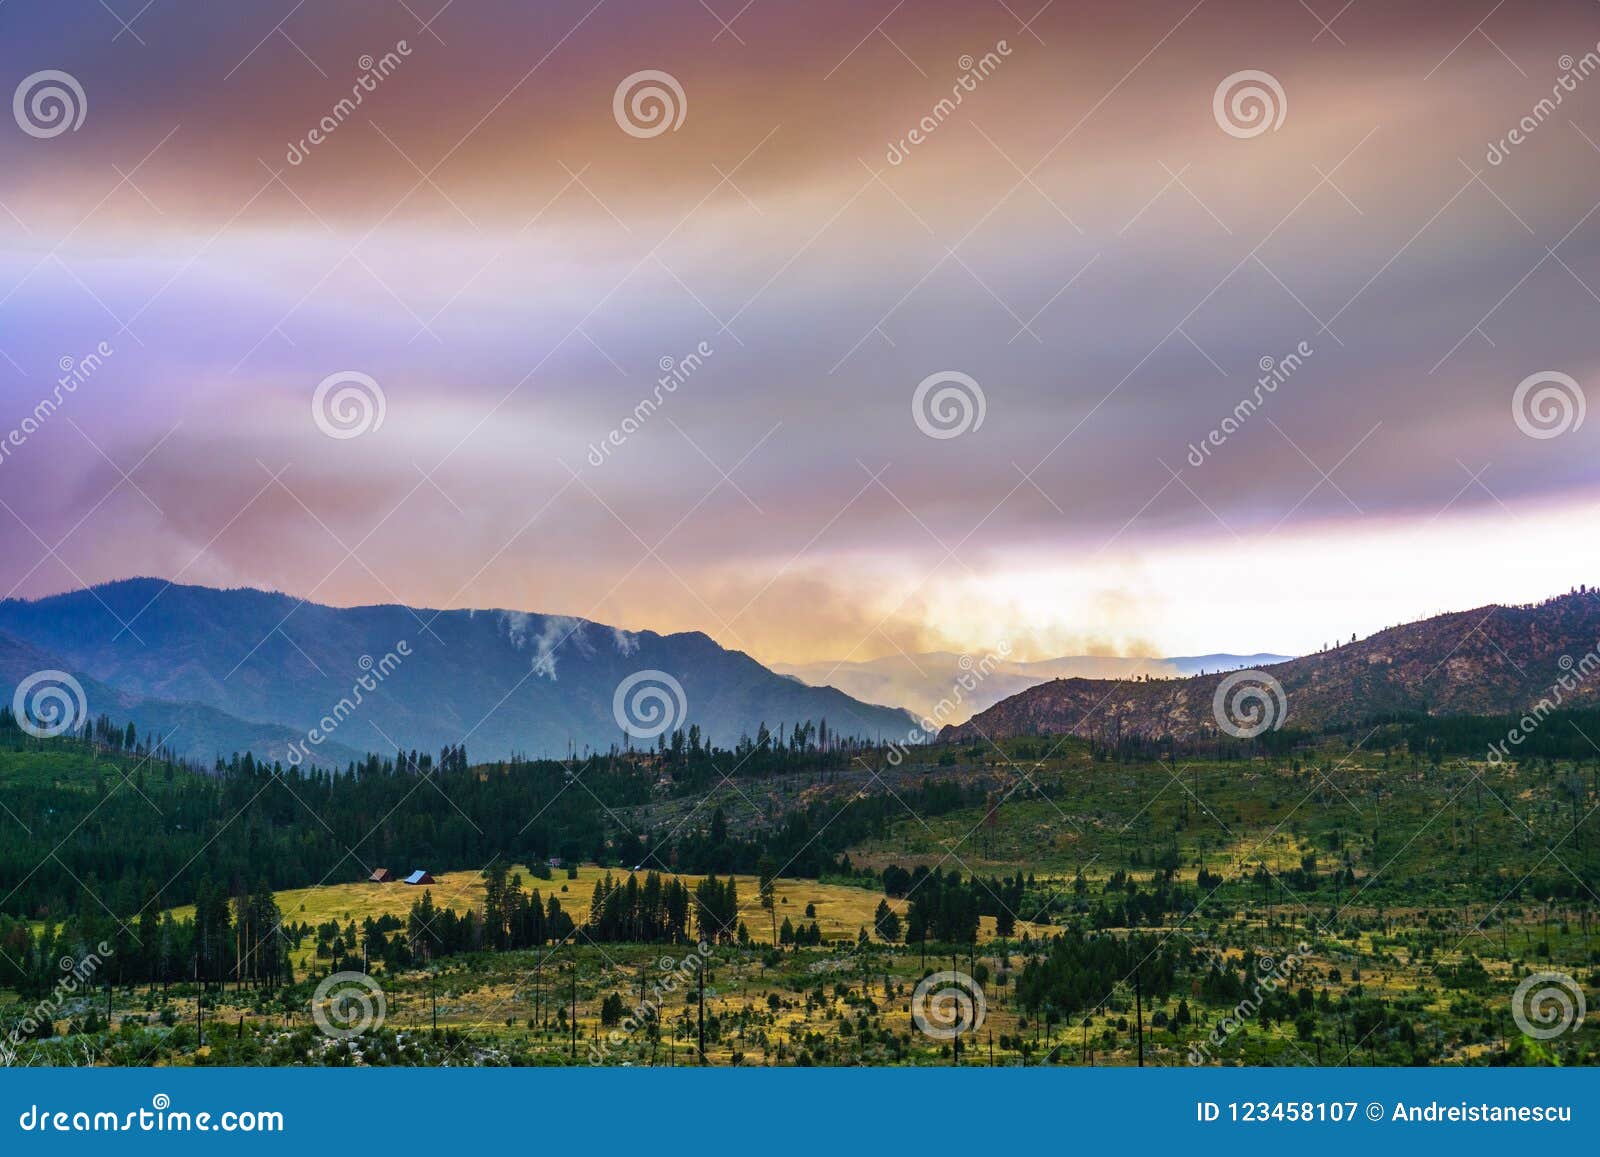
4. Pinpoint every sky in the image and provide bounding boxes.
[1,0,1599,666]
